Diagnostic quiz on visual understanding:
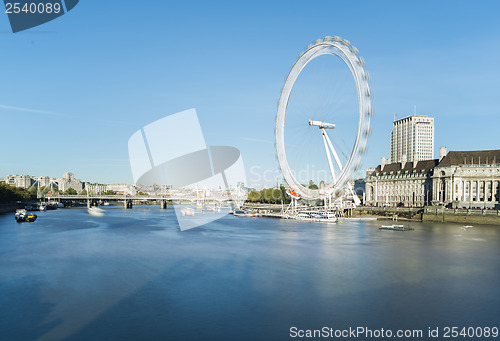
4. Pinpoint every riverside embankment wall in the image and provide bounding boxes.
[354,207,500,225]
